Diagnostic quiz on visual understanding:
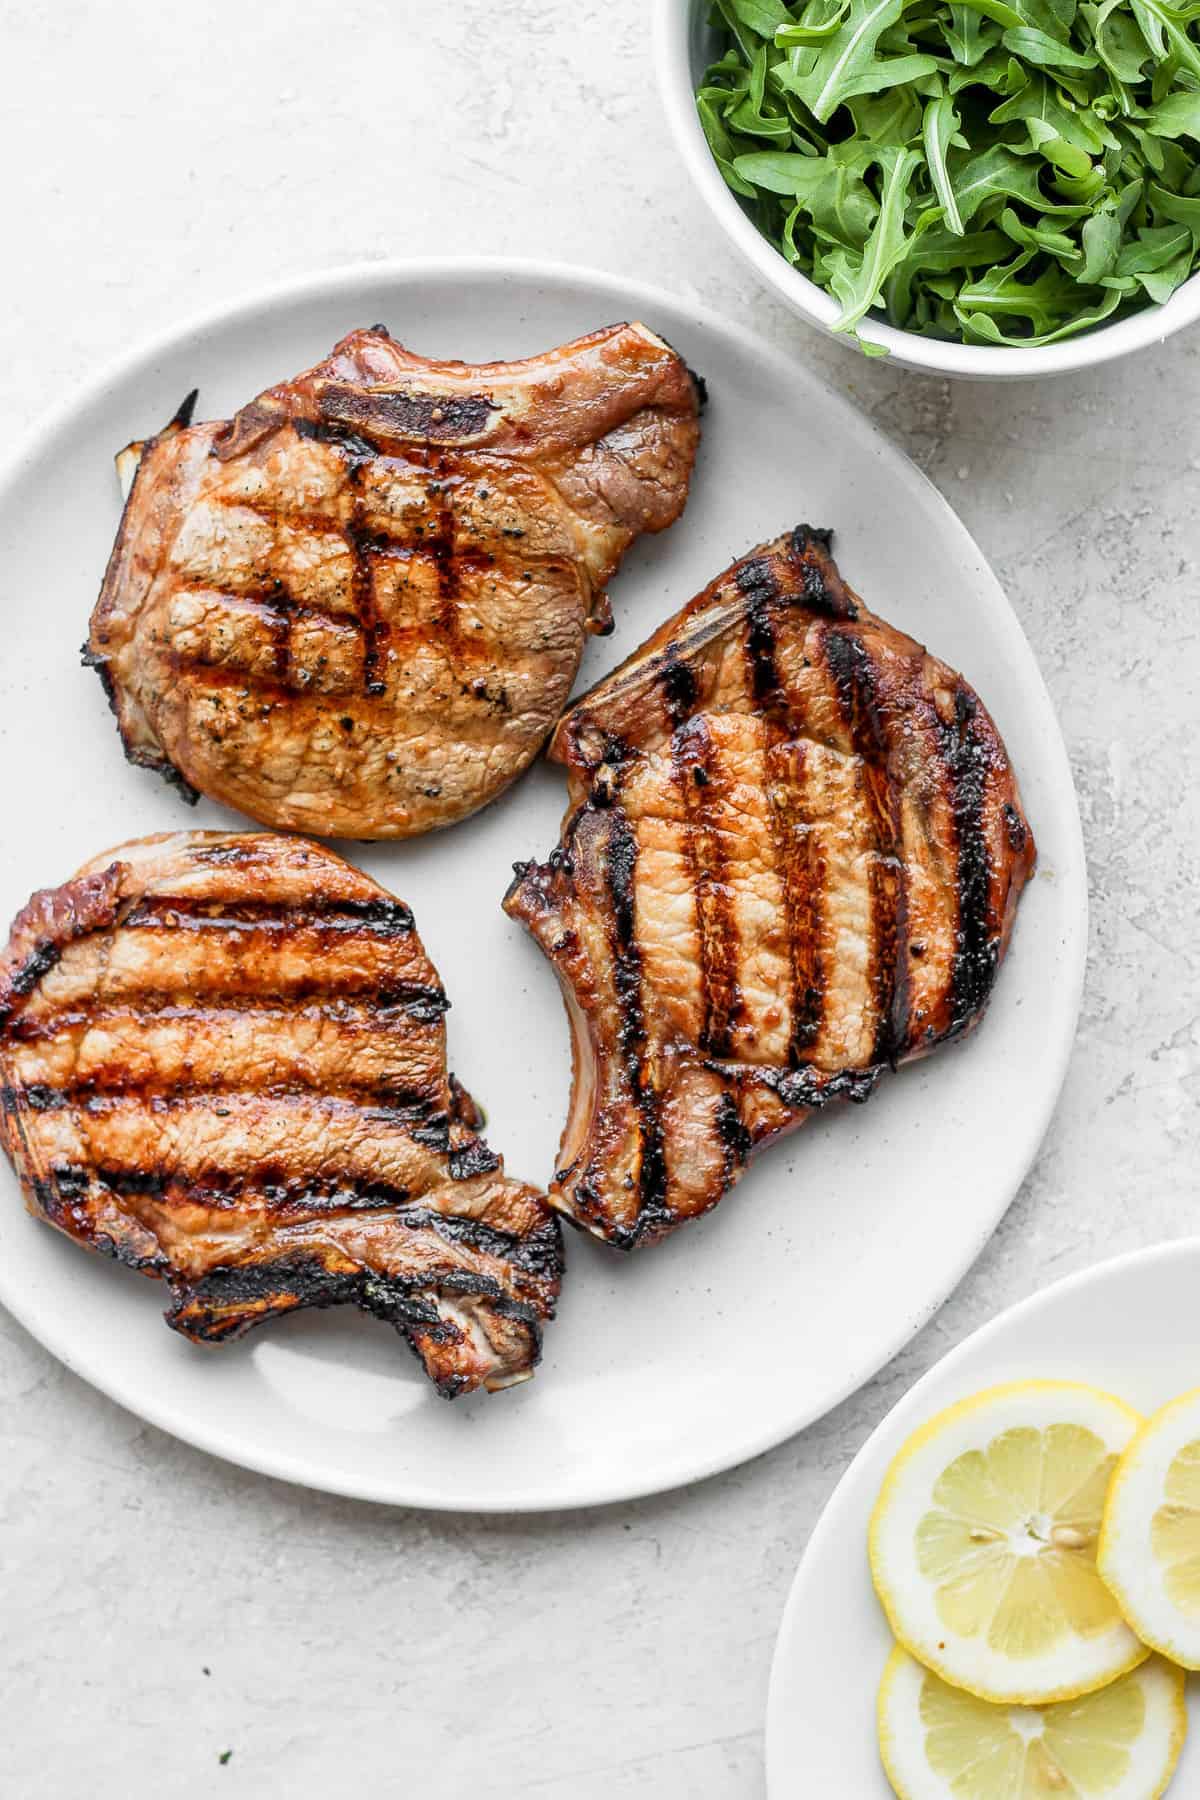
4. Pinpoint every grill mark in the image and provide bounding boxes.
[177,539,509,701]
[769,738,825,1058]
[6,1045,443,1108]
[120,894,415,936]
[599,796,669,1231]
[822,628,909,1064]
[735,556,782,700]
[713,1090,752,1183]
[424,467,467,670]
[736,594,825,1060]
[670,716,743,1058]
[35,1090,448,1131]
[171,612,503,698]
[164,653,301,707]
[174,576,364,643]
[216,493,534,575]
[658,650,697,728]
[346,505,387,697]
[9,985,448,1046]
[938,687,998,1033]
